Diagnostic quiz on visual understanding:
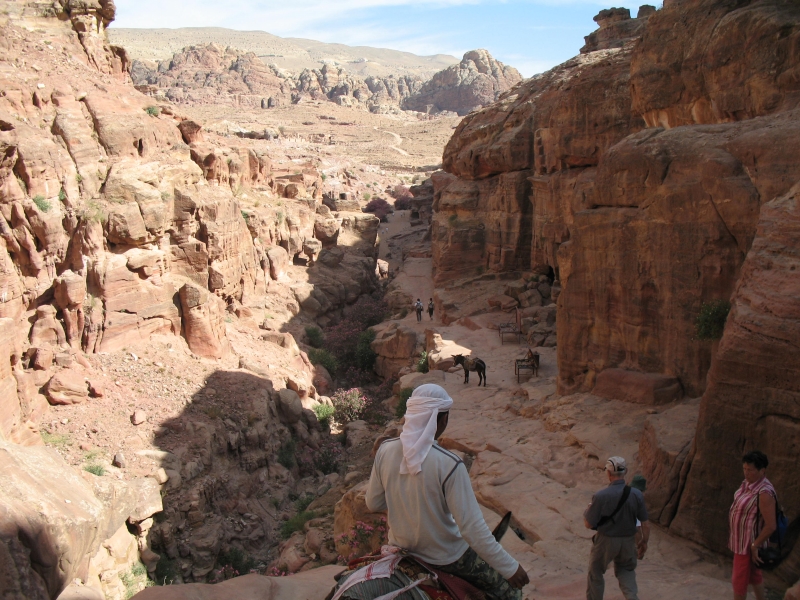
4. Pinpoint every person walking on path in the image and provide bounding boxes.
[728,450,777,600]
[428,298,435,321]
[414,298,423,322]
[583,457,649,600]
